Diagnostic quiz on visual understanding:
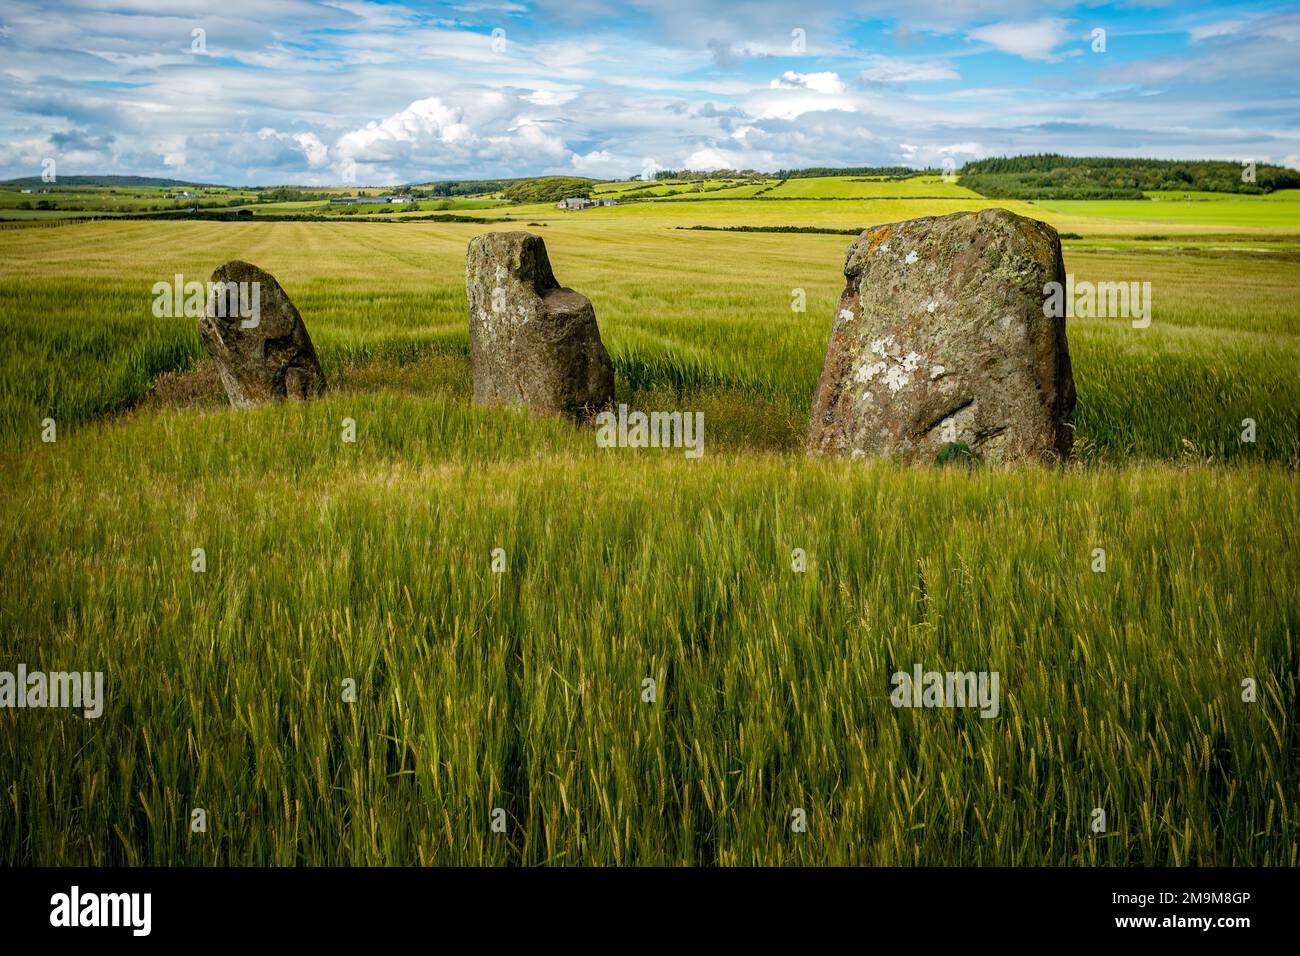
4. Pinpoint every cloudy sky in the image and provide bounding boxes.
[1,0,1297,185]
